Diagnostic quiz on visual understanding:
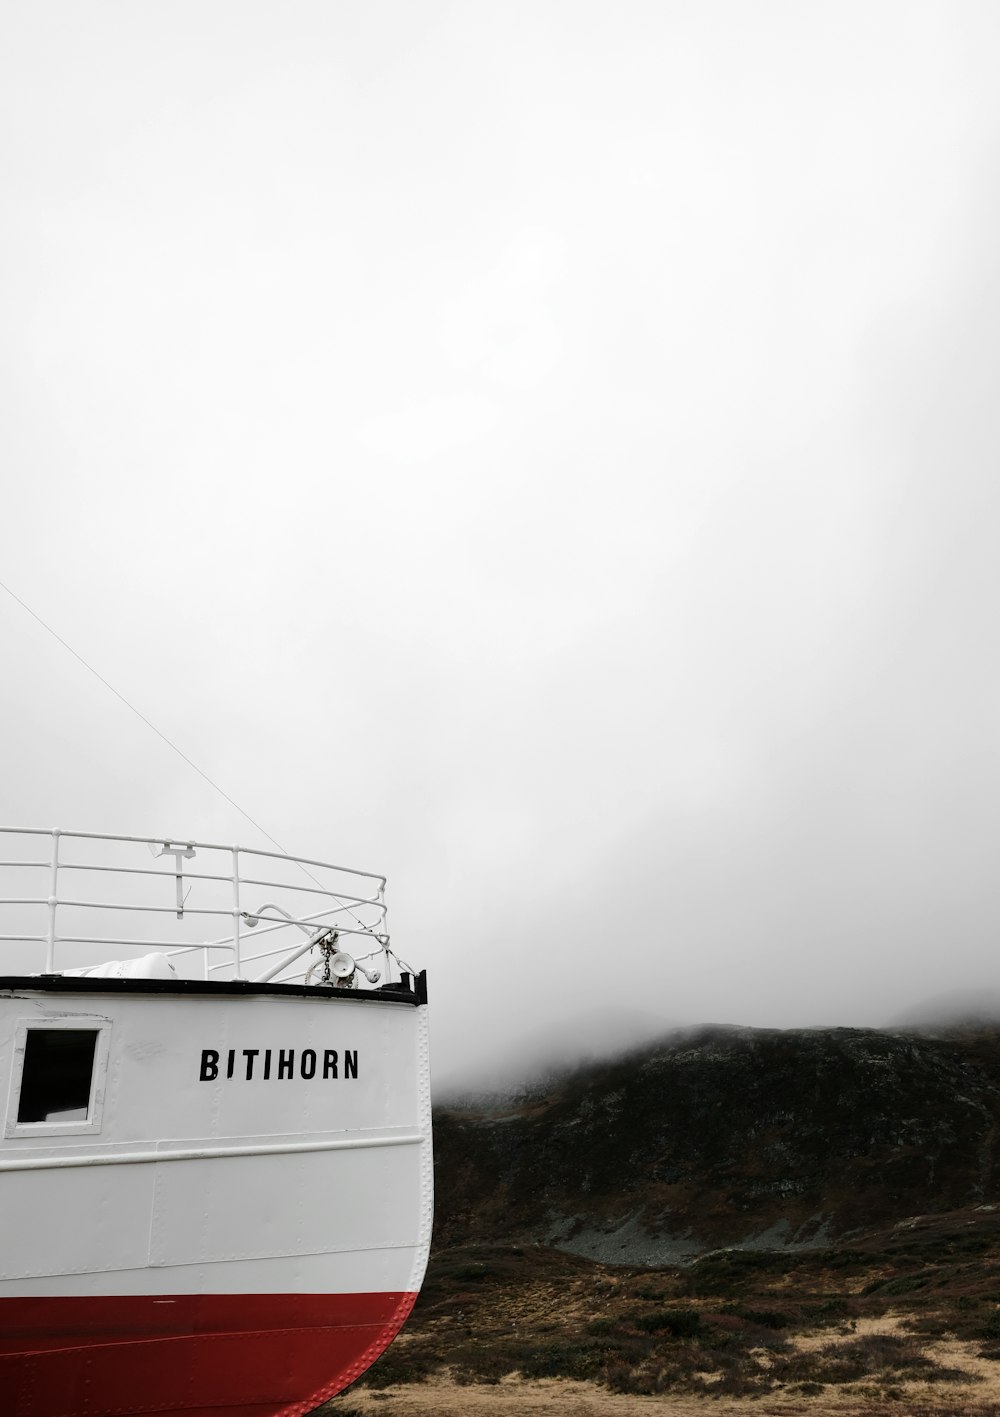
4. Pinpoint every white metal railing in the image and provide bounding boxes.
[0,827,404,987]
